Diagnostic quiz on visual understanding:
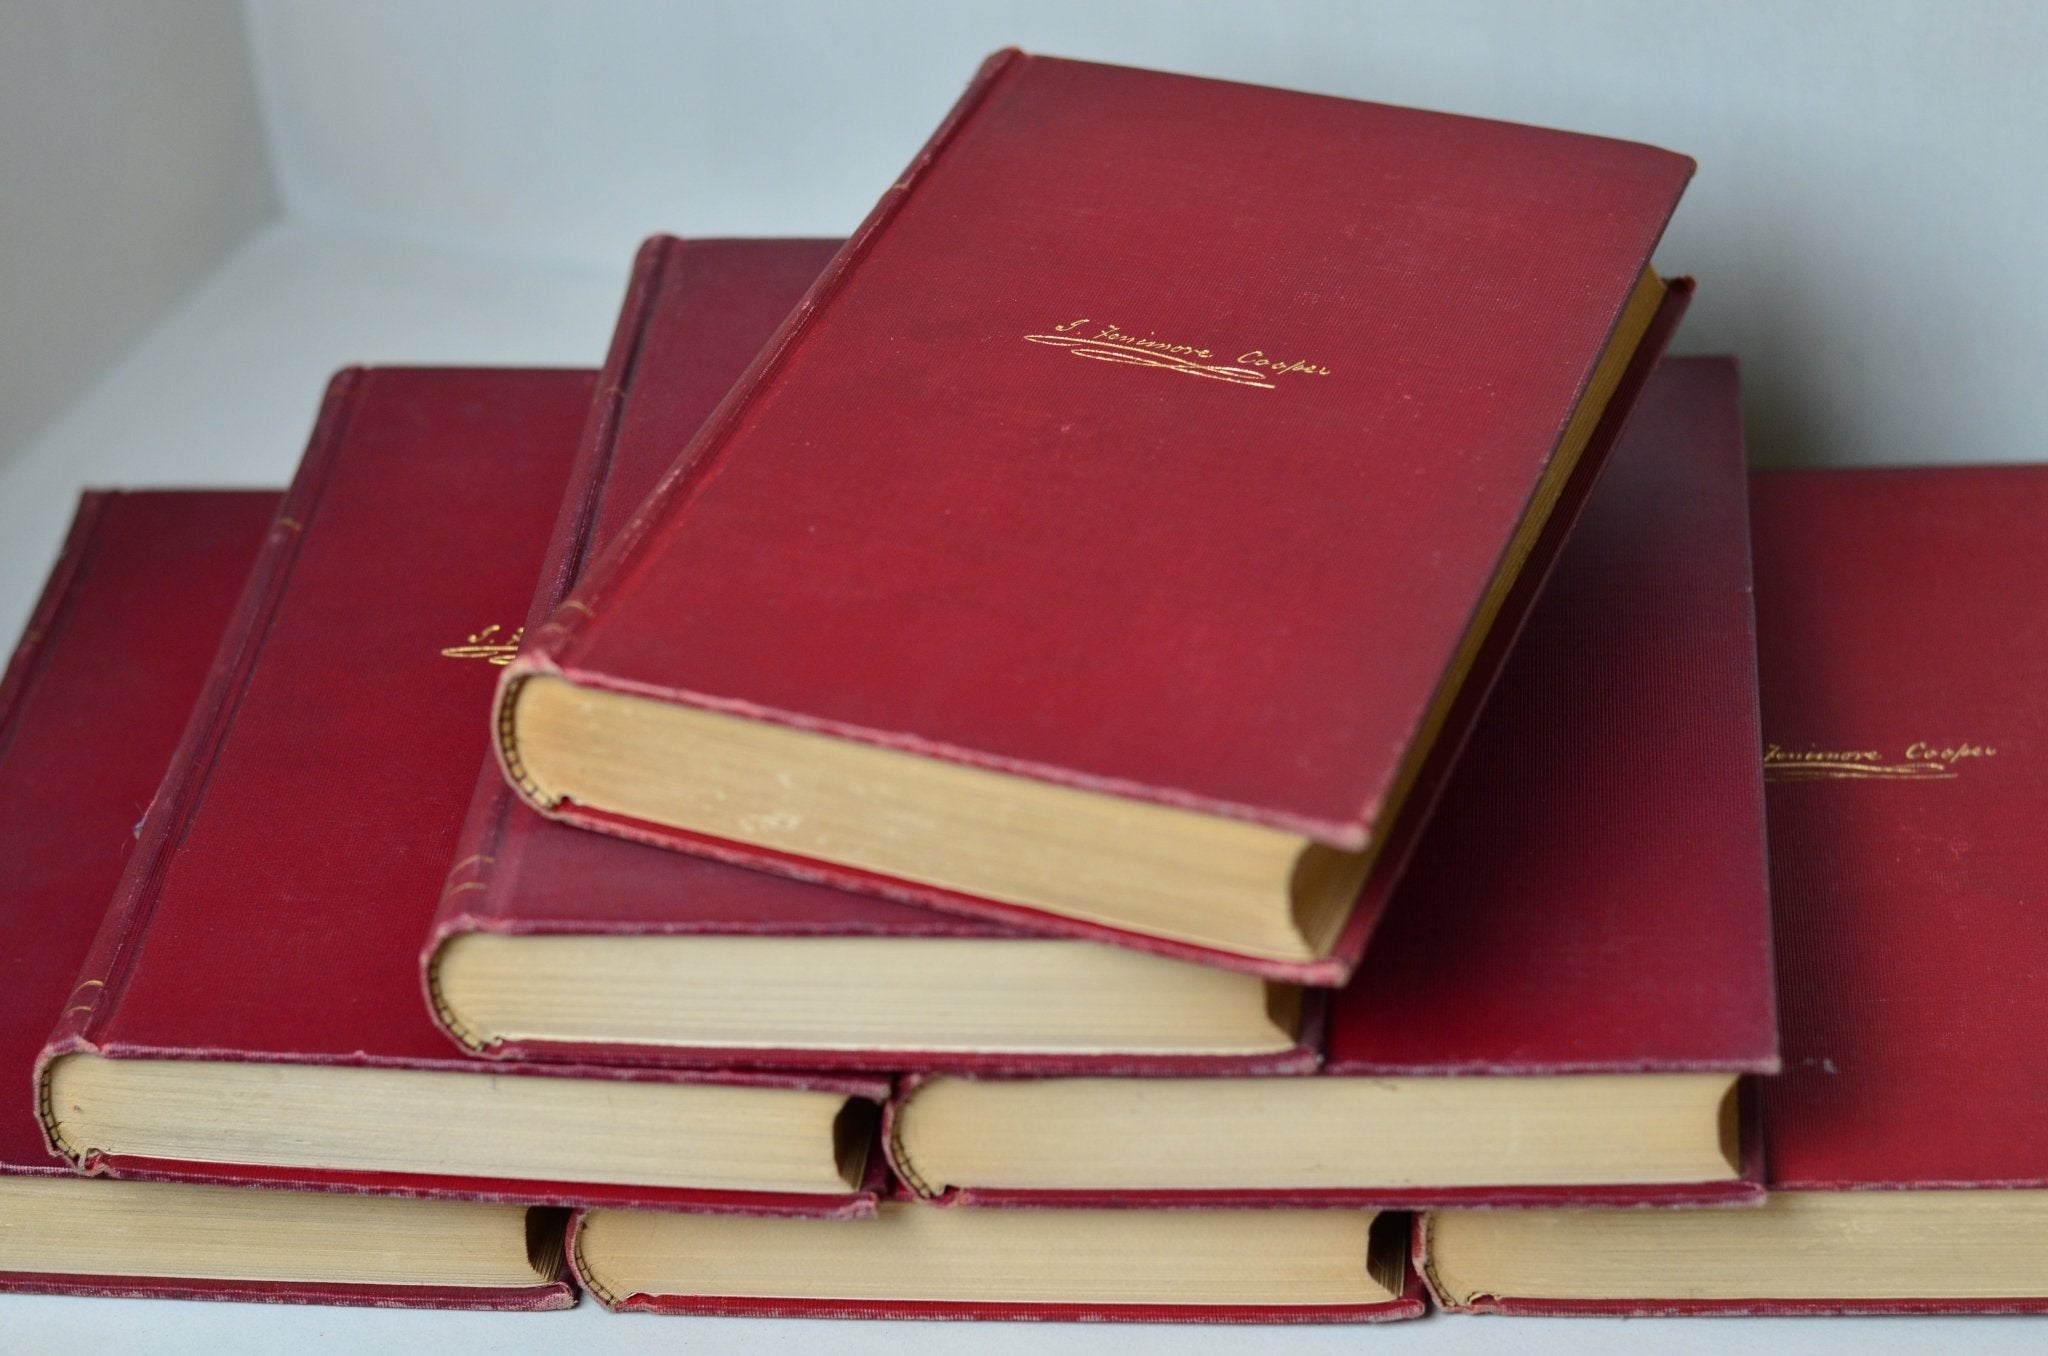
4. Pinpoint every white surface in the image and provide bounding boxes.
[0,223,622,645]
[0,0,272,463]
[5,1283,2048,1355]
[5,2,2048,1349]
[238,0,2048,468]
